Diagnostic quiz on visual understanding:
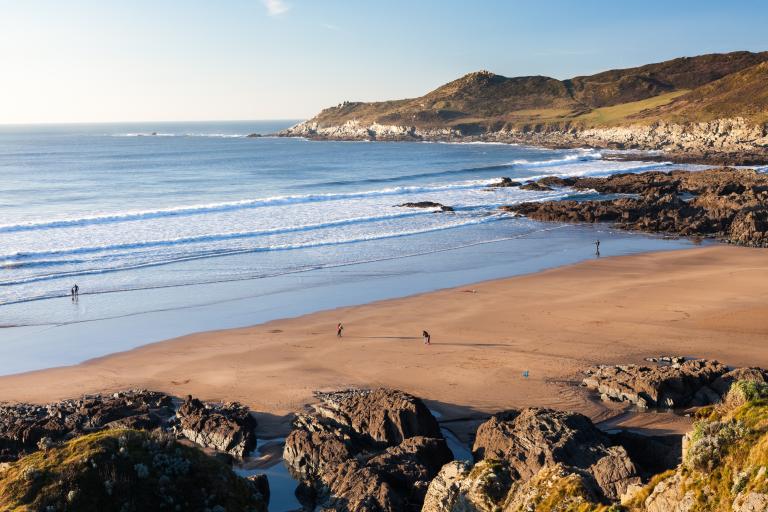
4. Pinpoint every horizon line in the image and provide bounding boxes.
[0,118,306,127]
